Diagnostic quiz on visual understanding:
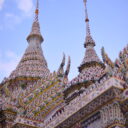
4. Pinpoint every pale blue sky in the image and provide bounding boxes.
[0,0,128,82]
